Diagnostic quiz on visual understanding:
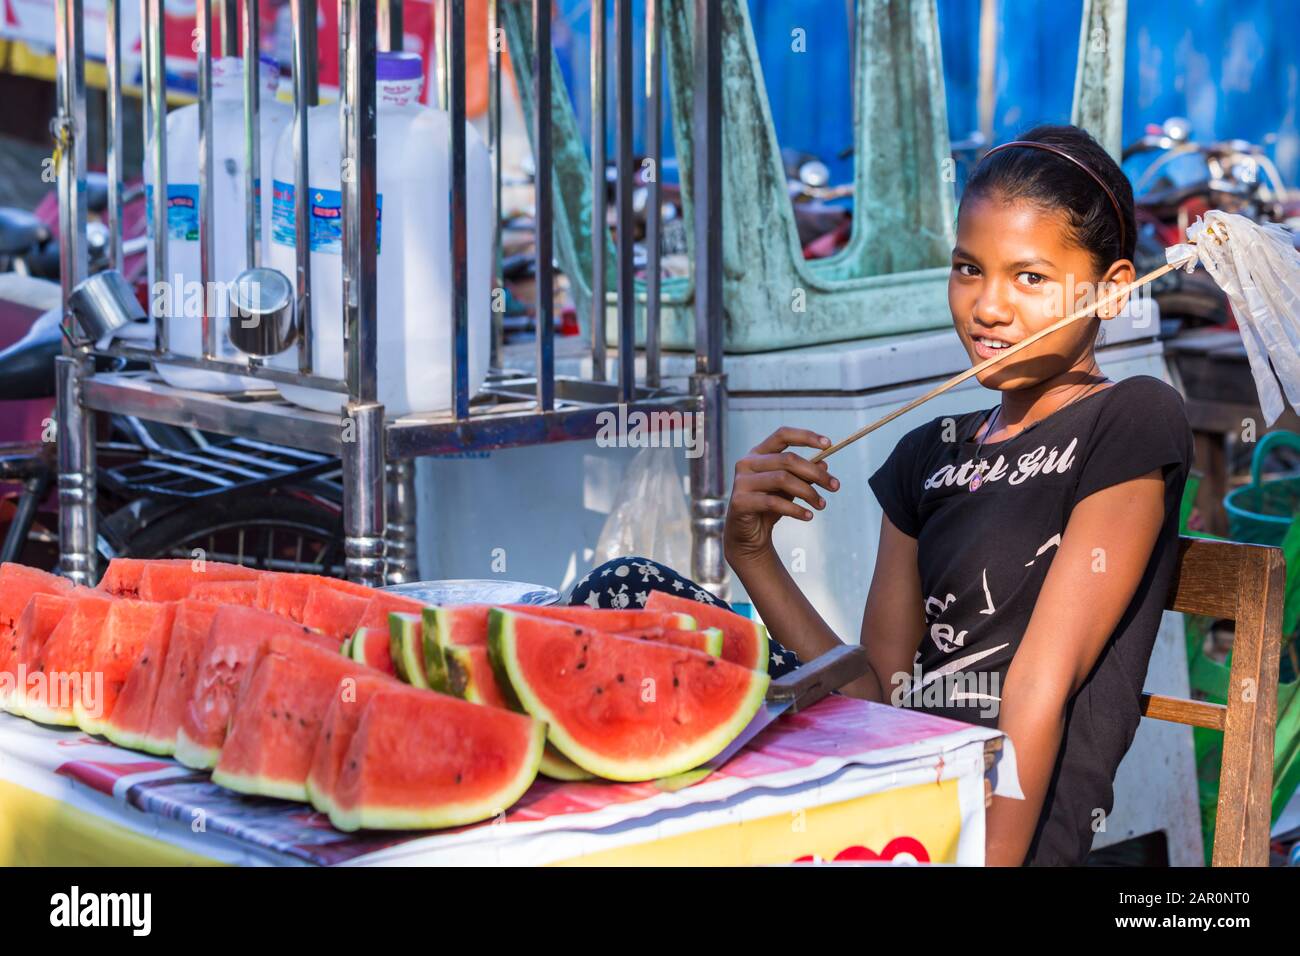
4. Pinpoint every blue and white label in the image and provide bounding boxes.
[144,183,200,241]
[270,180,383,255]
